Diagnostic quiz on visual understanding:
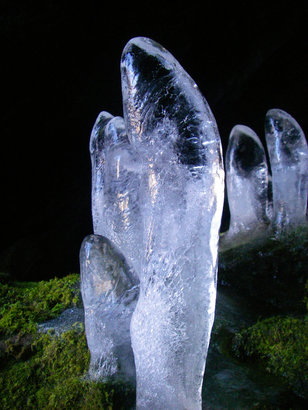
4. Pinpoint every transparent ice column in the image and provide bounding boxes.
[121,37,224,410]
[81,112,141,383]
[265,109,308,231]
[80,234,138,383]
[224,124,270,242]
[90,112,142,278]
